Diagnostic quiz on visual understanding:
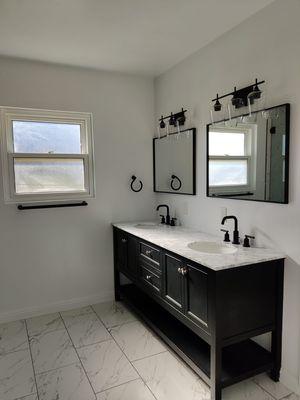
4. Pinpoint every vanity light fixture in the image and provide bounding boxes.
[156,108,188,138]
[211,79,265,111]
